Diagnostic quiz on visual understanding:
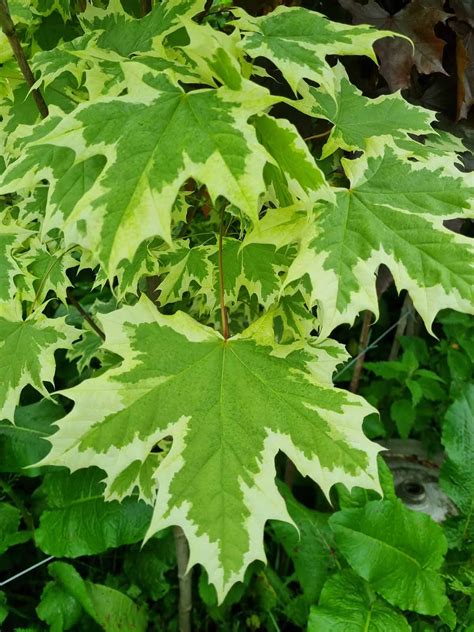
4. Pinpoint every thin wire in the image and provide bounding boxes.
[334,308,413,380]
[0,555,54,587]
